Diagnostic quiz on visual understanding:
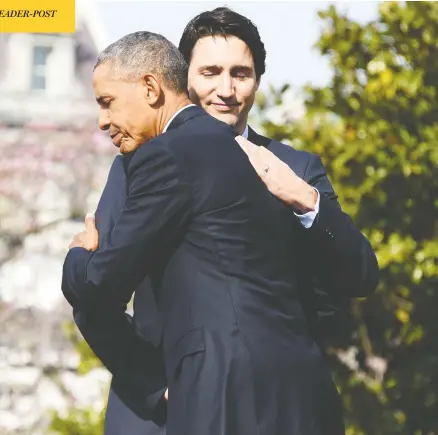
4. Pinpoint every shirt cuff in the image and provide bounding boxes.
[294,188,320,229]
